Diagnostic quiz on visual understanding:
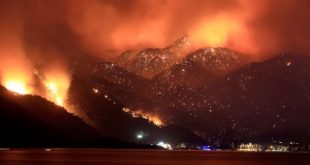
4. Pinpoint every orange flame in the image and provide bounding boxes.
[4,80,29,95]
[45,82,64,106]
[189,14,245,48]
[122,107,165,127]
[42,67,71,108]
[1,66,71,109]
